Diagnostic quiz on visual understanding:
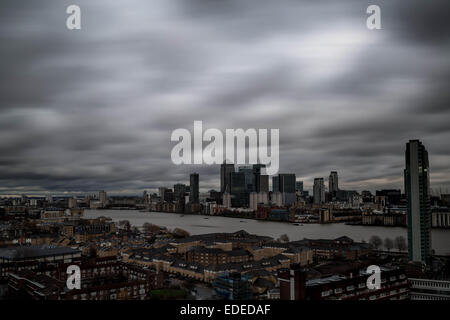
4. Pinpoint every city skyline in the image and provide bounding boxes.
[2,156,449,198]
[1,0,450,195]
